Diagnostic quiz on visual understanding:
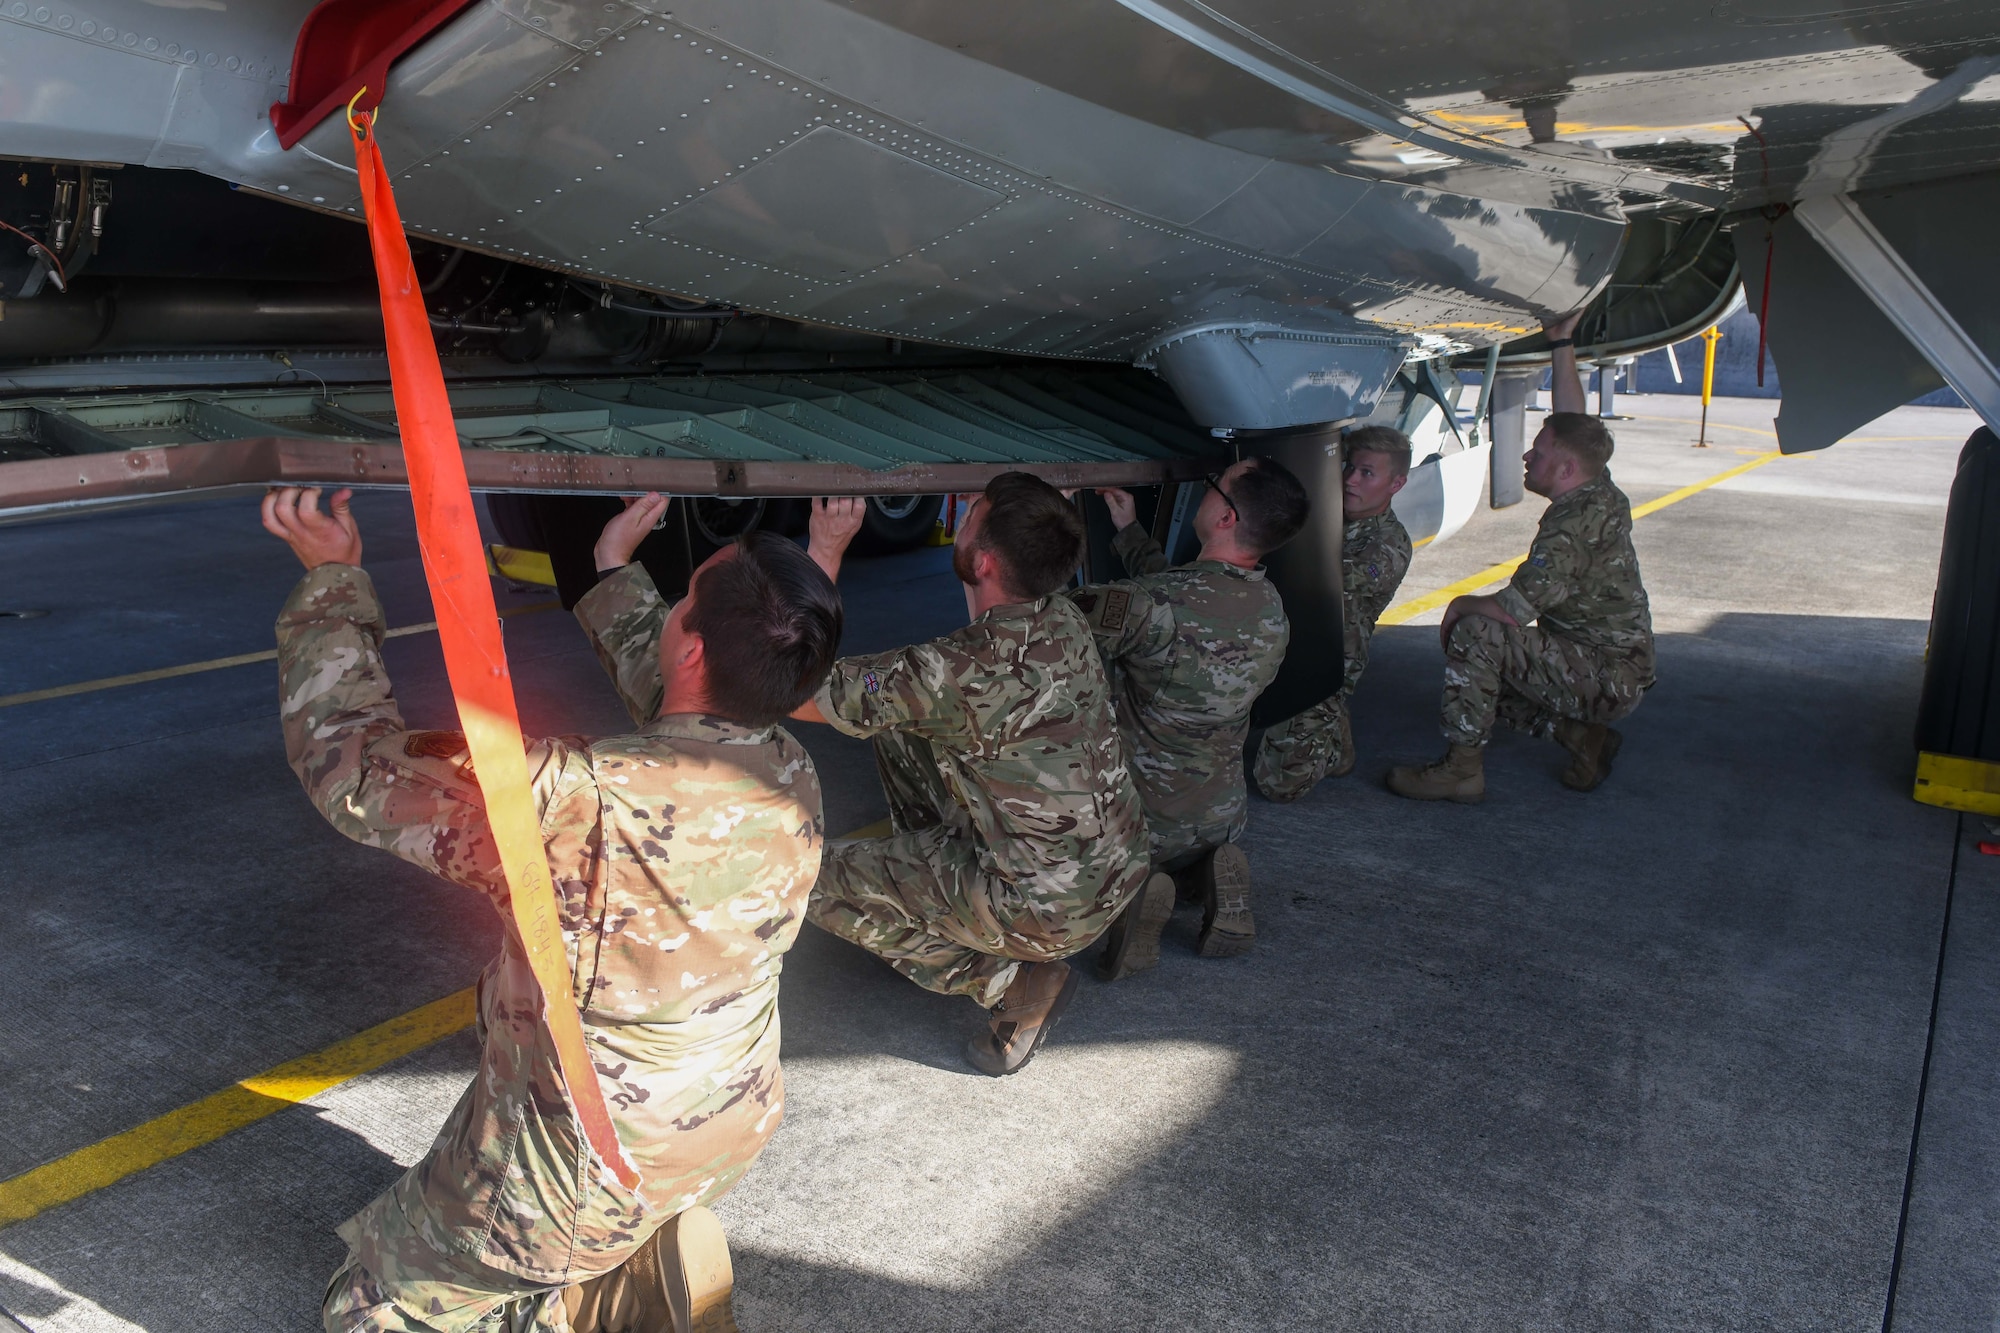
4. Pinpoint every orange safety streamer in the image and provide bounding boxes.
[347,108,641,1191]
